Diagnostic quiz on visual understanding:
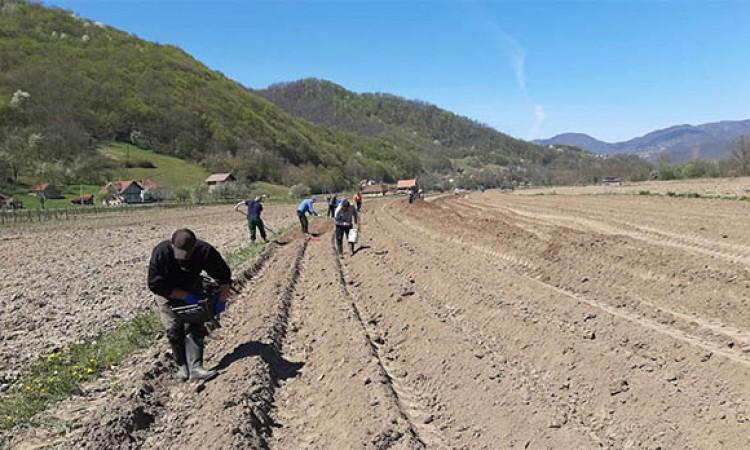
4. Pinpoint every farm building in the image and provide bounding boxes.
[205,173,236,192]
[30,183,62,199]
[396,179,417,195]
[101,180,144,204]
[70,194,94,205]
[362,184,387,197]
